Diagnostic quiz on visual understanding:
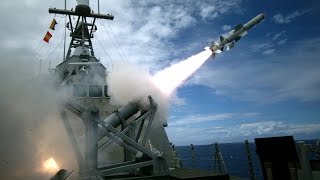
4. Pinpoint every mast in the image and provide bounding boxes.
[49,0,114,61]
